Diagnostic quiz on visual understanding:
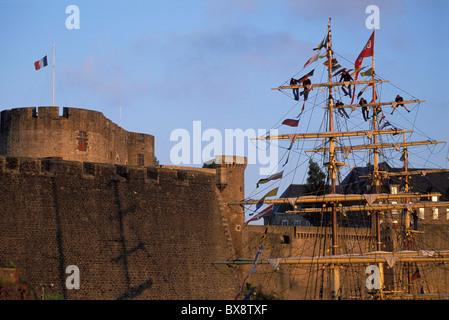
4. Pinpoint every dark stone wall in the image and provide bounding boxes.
[0,156,240,299]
